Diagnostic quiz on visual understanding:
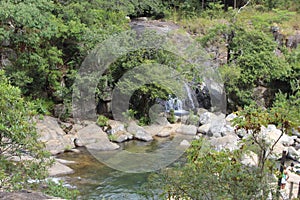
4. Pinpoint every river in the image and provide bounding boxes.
[57,138,186,200]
